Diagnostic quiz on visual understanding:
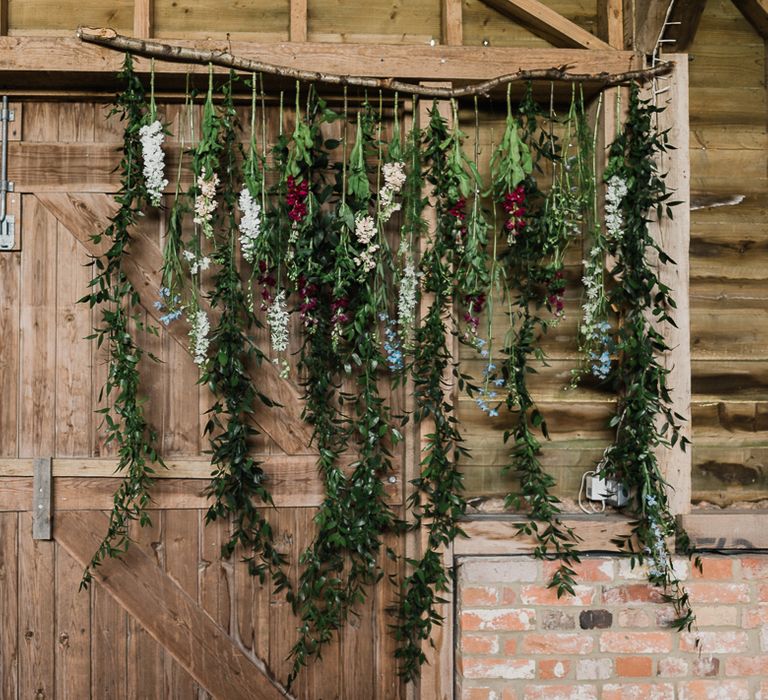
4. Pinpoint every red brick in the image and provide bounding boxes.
[523,685,597,700]
[725,655,768,676]
[742,604,768,628]
[522,633,594,655]
[575,658,613,680]
[680,630,748,654]
[678,680,749,700]
[603,683,674,700]
[759,680,768,700]
[462,688,499,700]
[463,586,500,606]
[503,637,517,655]
[656,657,689,677]
[692,557,733,580]
[692,657,719,678]
[685,582,750,604]
[599,631,672,654]
[615,656,654,677]
[602,584,665,604]
[461,609,535,632]
[501,587,517,604]
[542,559,614,582]
[537,659,570,680]
[617,608,653,628]
[519,585,595,606]
[462,634,499,655]
[502,691,518,700]
[758,583,768,602]
[462,658,535,680]
[693,605,739,626]
[741,556,768,579]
